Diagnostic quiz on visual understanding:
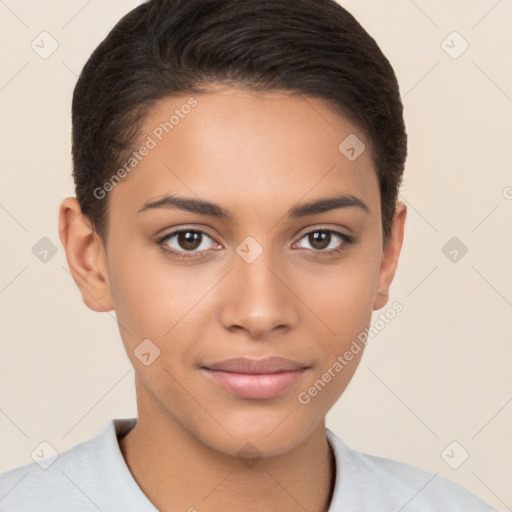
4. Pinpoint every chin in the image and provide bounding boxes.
[189,409,322,460]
